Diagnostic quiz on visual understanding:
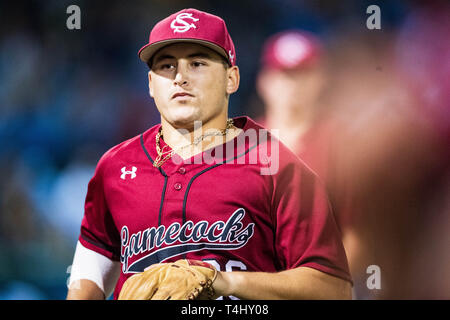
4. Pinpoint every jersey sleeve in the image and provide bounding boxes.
[271,152,352,283]
[78,153,121,261]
